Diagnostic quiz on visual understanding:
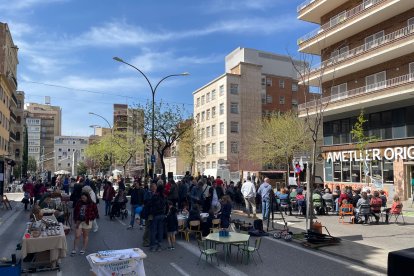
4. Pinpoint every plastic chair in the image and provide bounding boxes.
[387,204,405,224]
[178,219,189,241]
[239,237,263,265]
[188,220,202,240]
[197,239,219,266]
[210,218,221,233]
[324,199,334,215]
[338,204,353,224]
